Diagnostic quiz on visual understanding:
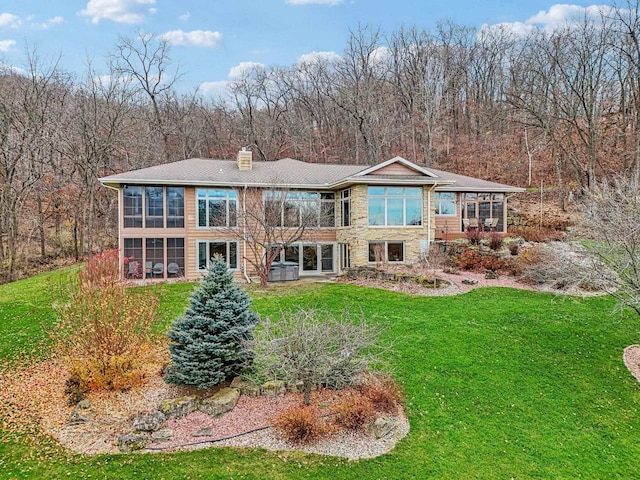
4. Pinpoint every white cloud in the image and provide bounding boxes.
[179,11,190,21]
[0,62,25,75]
[0,13,20,28]
[480,21,535,38]
[369,46,390,64]
[79,0,156,24]
[228,61,265,78]
[199,80,230,98]
[0,39,16,52]
[285,0,343,5]
[158,29,223,48]
[36,16,65,29]
[297,50,341,65]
